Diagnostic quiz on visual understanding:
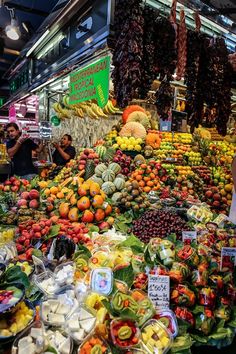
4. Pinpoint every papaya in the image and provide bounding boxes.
[68,207,79,222]
[92,194,104,208]
[90,182,101,196]
[94,209,105,222]
[77,196,91,211]
[59,202,70,218]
